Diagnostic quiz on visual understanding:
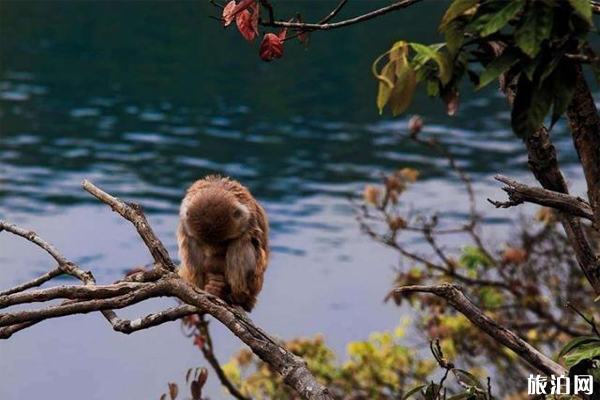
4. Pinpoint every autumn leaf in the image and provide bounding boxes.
[502,247,528,264]
[398,168,419,183]
[168,383,178,400]
[236,10,257,41]
[222,1,237,26]
[193,334,205,349]
[222,0,255,27]
[296,14,309,47]
[363,184,381,206]
[442,87,460,116]
[278,27,288,40]
[259,33,284,61]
